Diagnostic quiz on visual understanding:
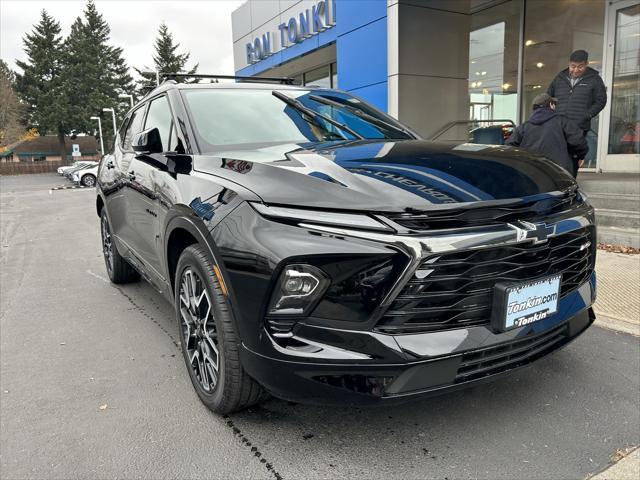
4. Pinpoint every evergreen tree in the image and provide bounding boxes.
[14,10,67,158]
[136,22,198,95]
[63,0,134,148]
[0,60,26,147]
